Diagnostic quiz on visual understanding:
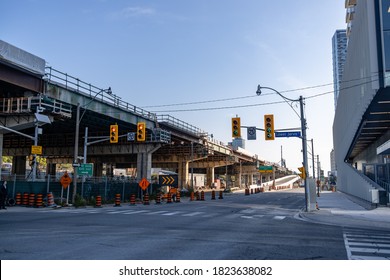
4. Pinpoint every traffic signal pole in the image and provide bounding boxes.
[256,85,310,212]
[299,96,310,212]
